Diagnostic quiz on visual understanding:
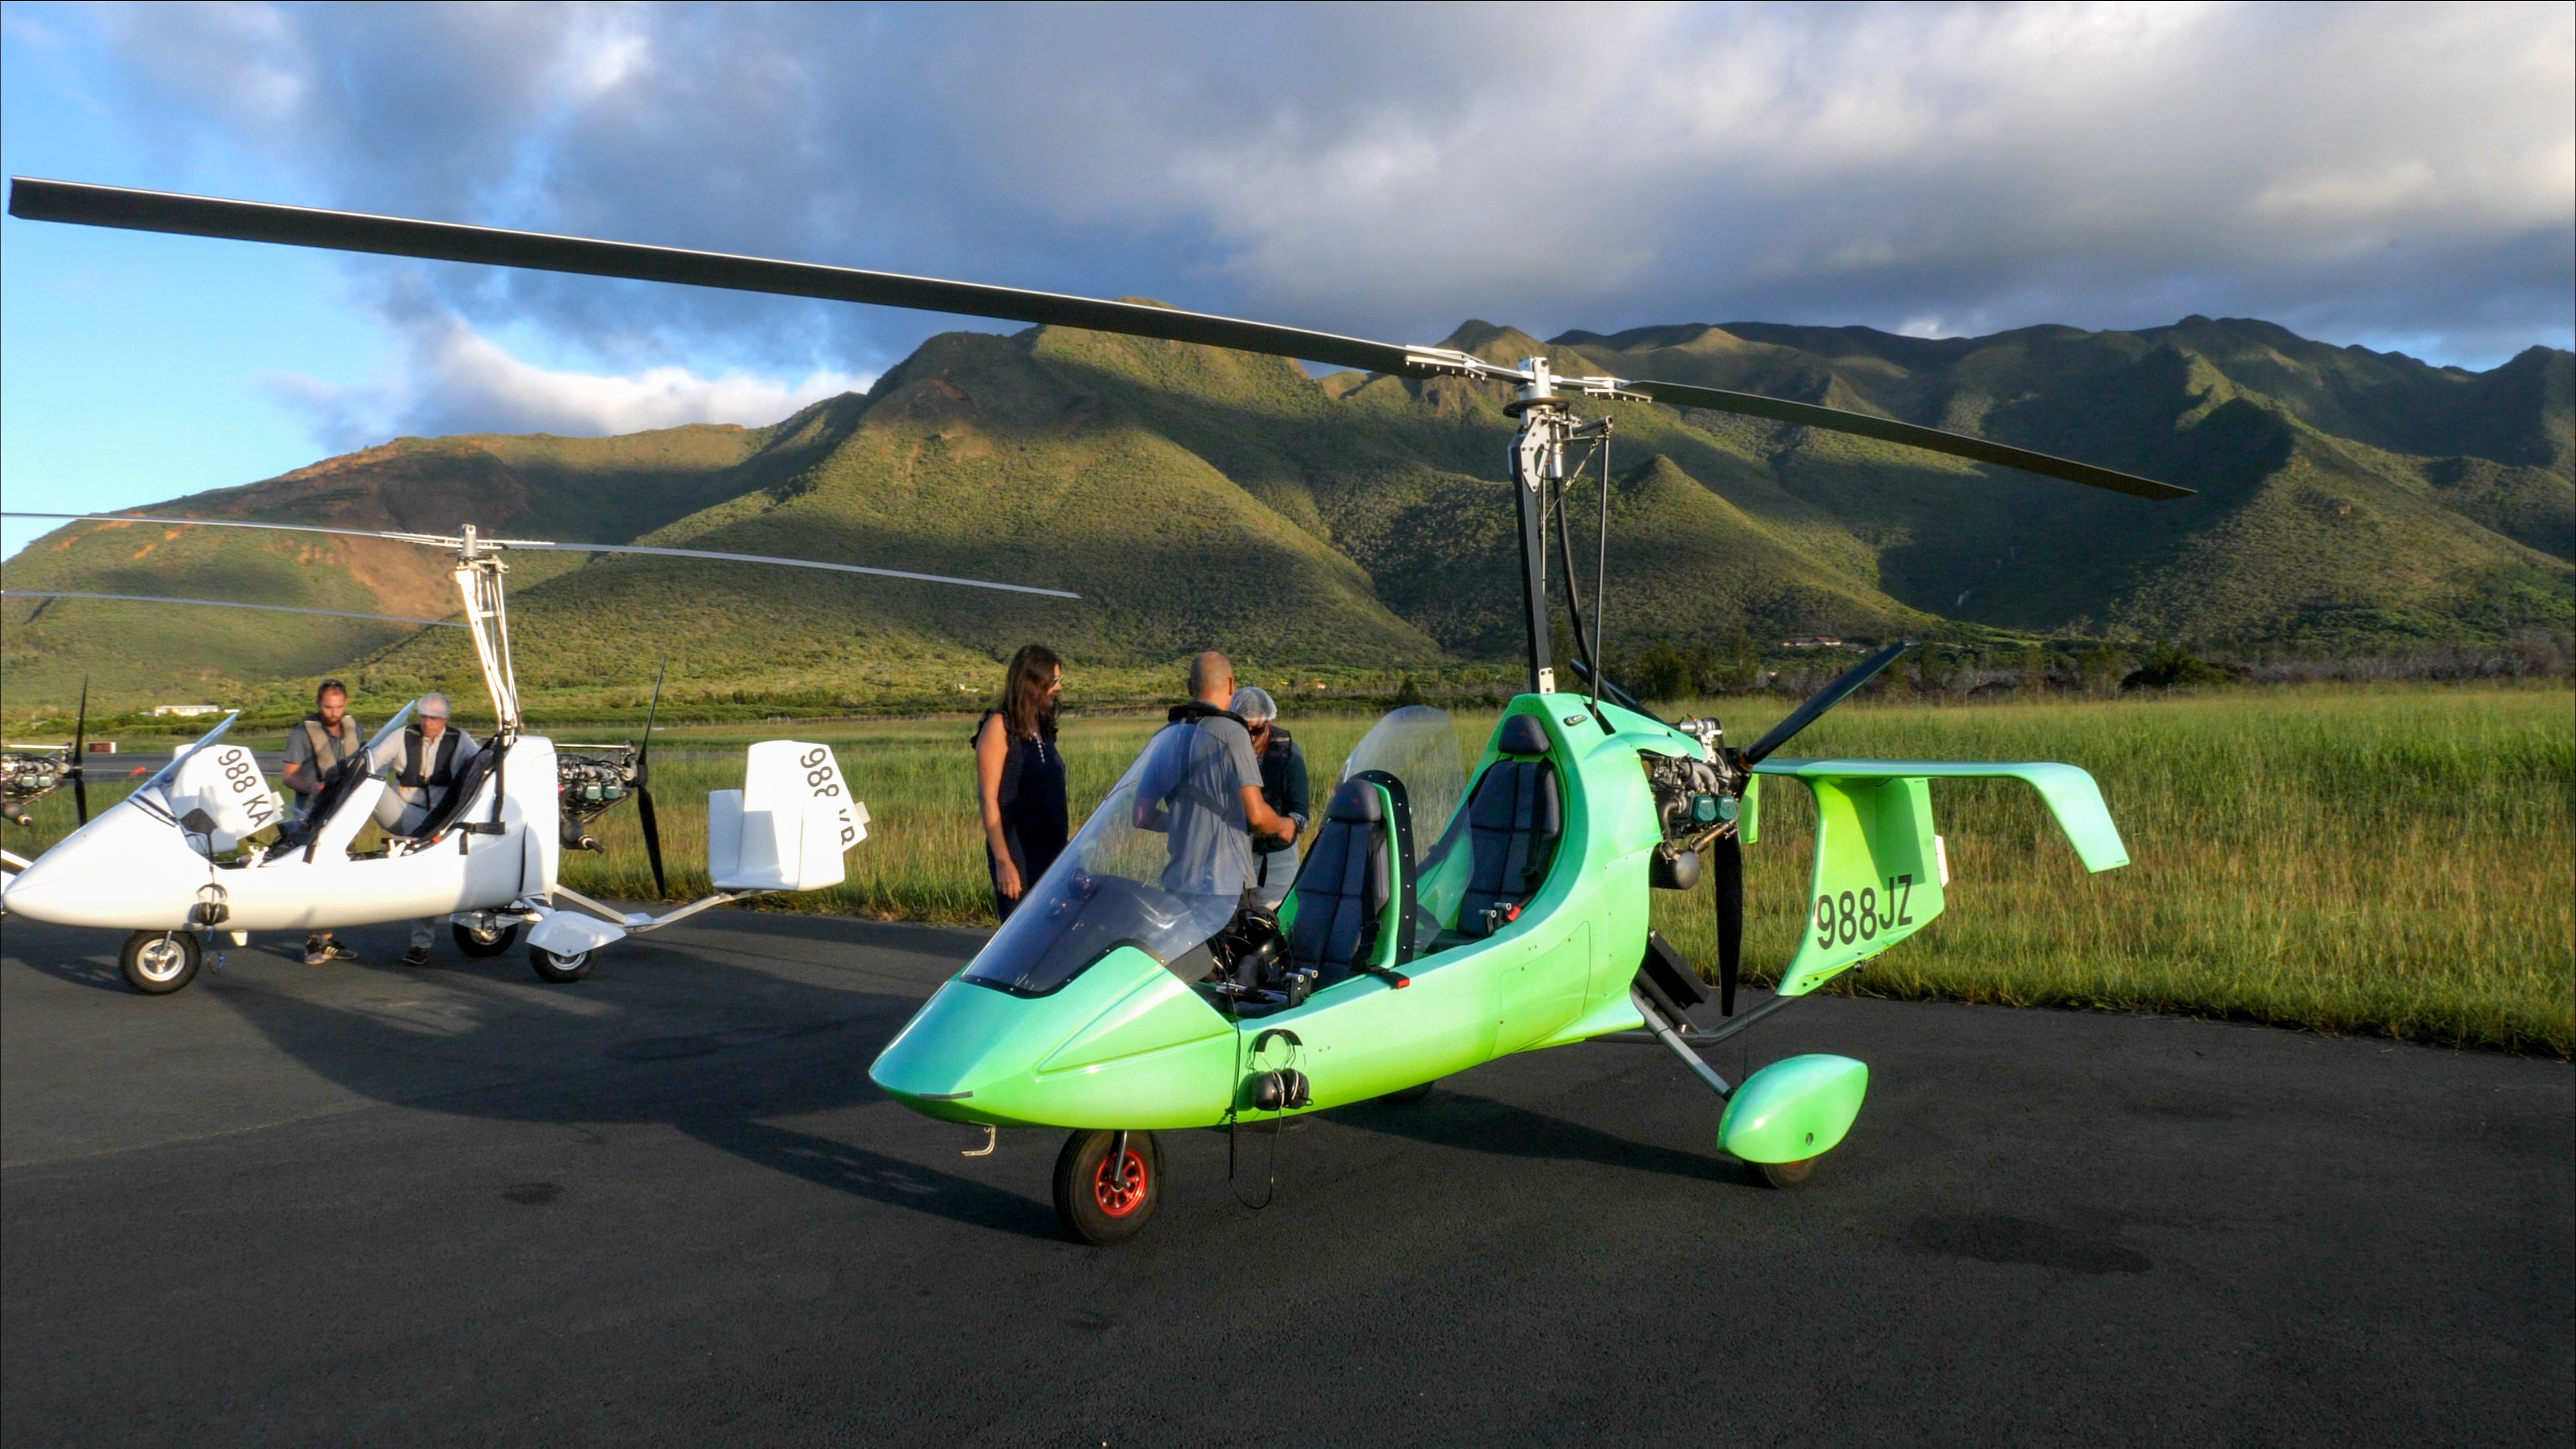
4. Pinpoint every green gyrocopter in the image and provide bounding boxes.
[9,178,2180,1244]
